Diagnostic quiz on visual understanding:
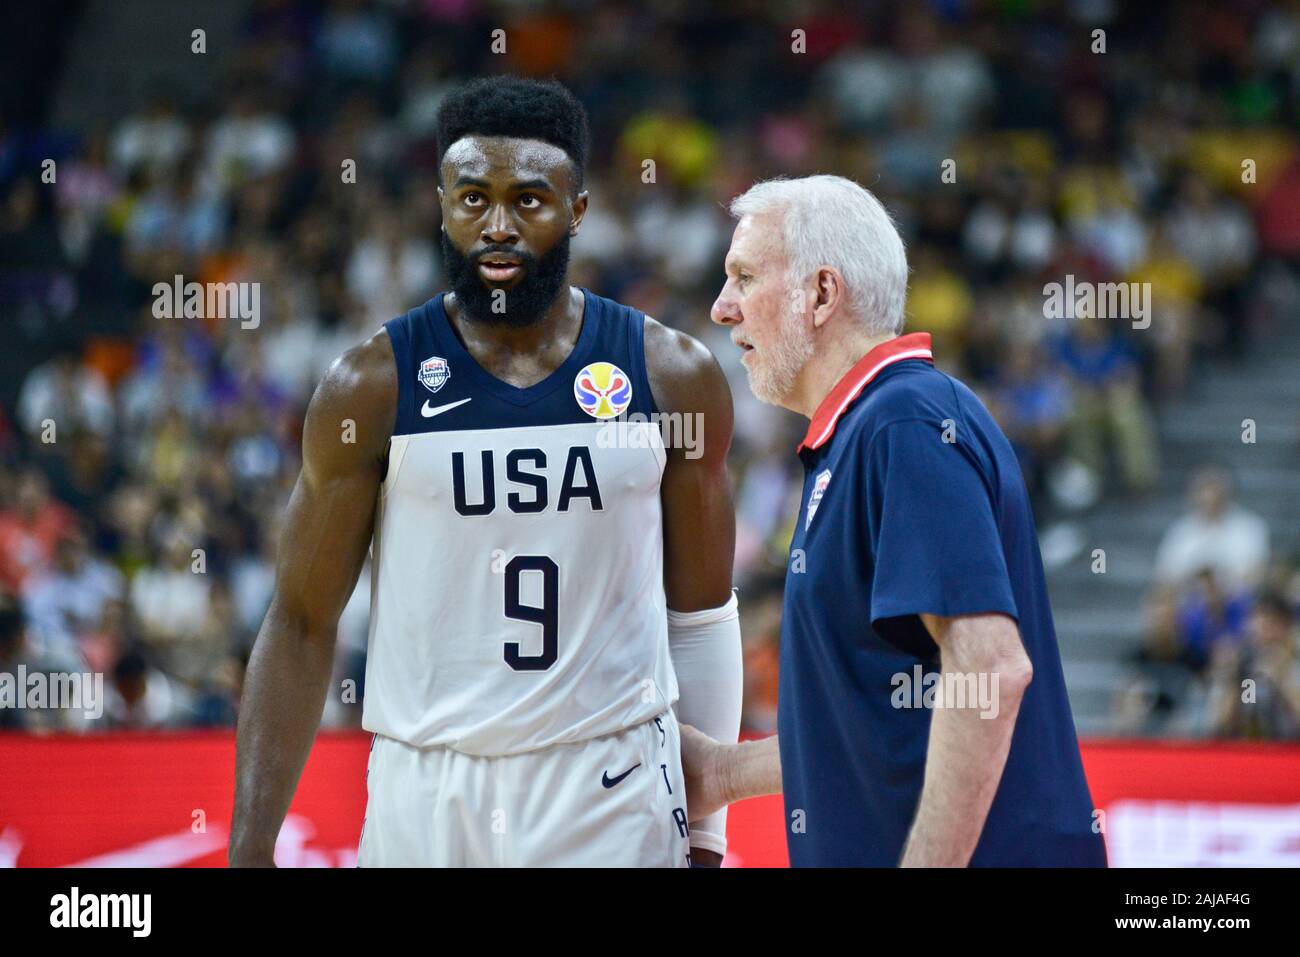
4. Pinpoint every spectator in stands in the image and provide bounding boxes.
[1204,592,1300,740]
[40,426,125,522]
[1167,173,1253,283]
[123,154,227,261]
[345,201,439,326]
[1174,568,1252,673]
[0,468,76,592]
[1054,311,1160,496]
[1154,466,1270,593]
[201,82,296,193]
[16,342,116,443]
[1126,223,1200,397]
[110,87,192,176]
[990,340,1070,506]
[104,646,188,729]
[54,127,120,264]
[20,522,124,660]
[129,530,212,673]
[0,593,91,731]
[906,247,974,357]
